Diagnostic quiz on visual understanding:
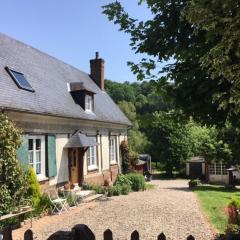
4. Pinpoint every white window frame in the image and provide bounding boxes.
[87,137,97,170]
[28,135,46,180]
[209,163,228,175]
[110,136,117,164]
[85,94,93,113]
